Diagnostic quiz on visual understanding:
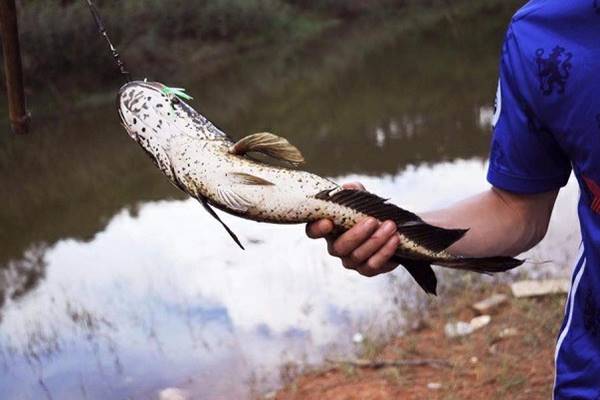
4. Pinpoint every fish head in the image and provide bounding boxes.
[117,80,227,181]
